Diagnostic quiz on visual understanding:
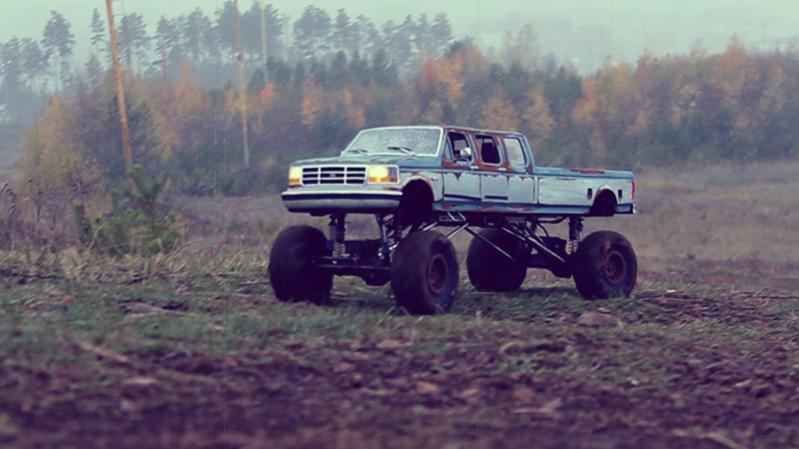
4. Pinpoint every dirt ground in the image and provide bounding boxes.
[2,162,799,449]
